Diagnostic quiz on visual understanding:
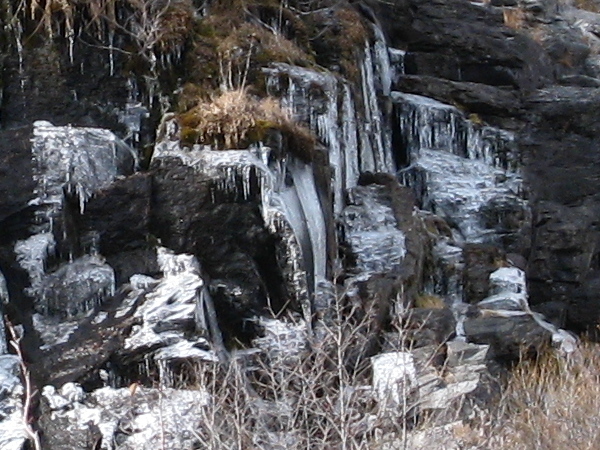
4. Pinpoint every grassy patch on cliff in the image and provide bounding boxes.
[178,87,316,160]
